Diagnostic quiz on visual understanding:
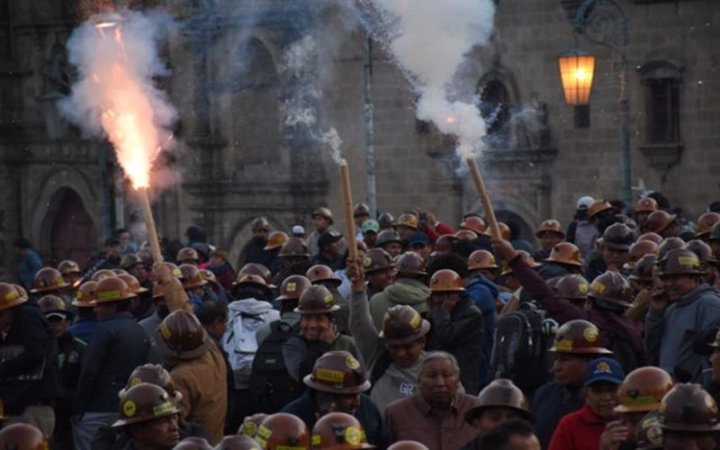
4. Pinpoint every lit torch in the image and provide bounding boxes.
[90,14,165,263]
